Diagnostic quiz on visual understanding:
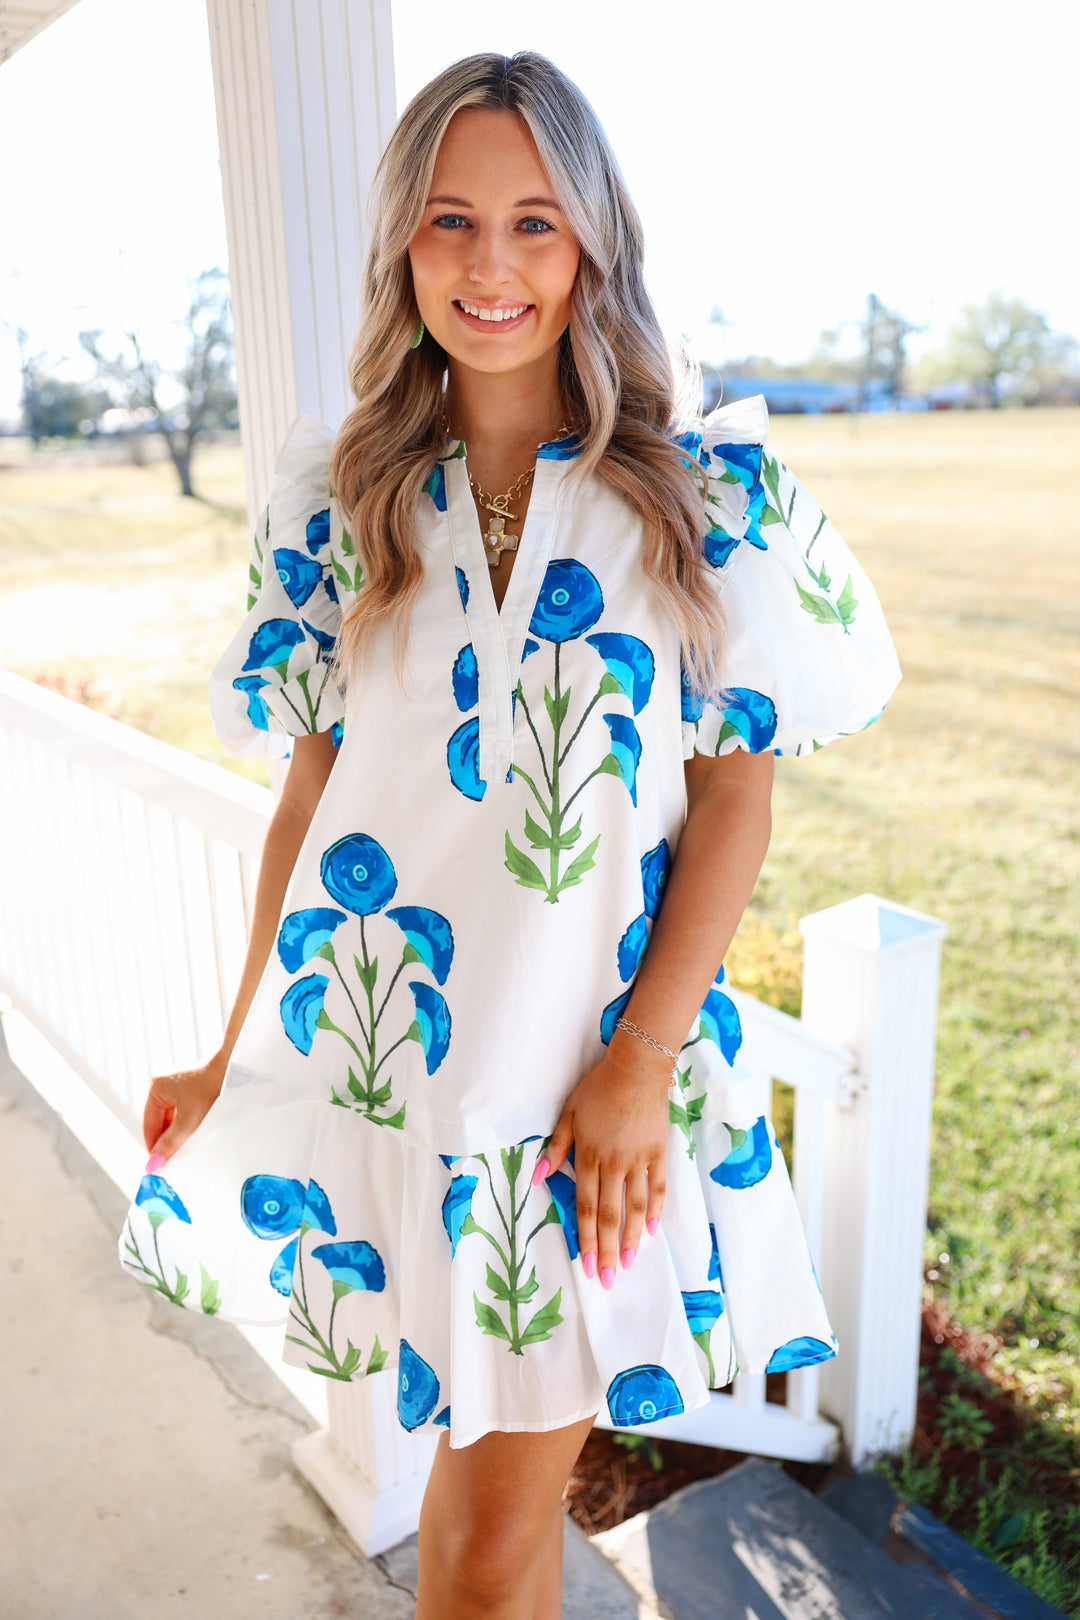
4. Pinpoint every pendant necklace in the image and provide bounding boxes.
[445,415,572,568]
